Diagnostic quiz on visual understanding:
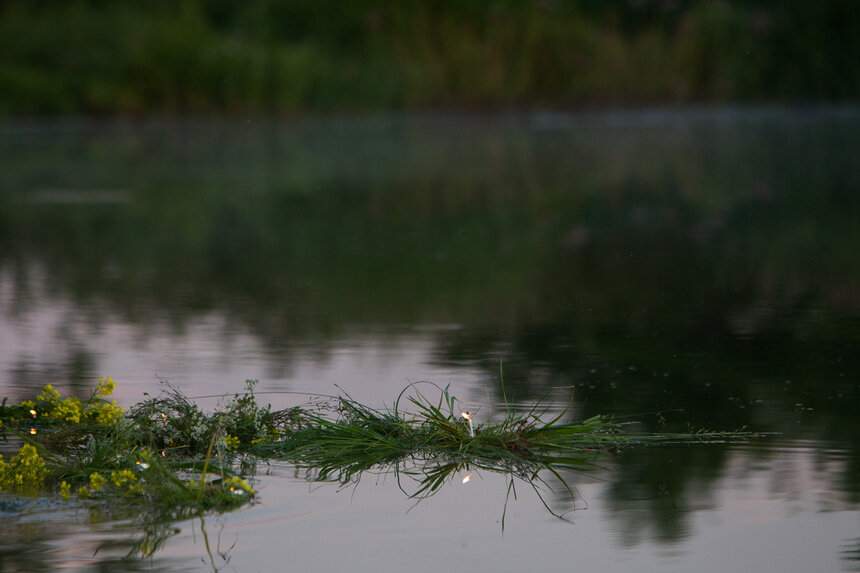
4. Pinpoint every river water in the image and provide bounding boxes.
[1,108,858,571]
